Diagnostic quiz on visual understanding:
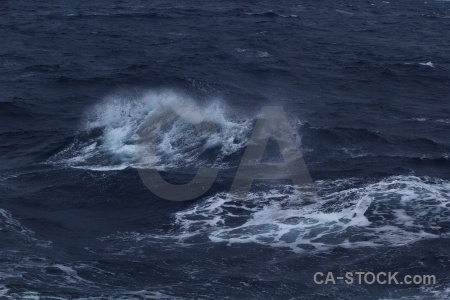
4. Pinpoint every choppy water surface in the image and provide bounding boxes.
[1,0,450,299]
